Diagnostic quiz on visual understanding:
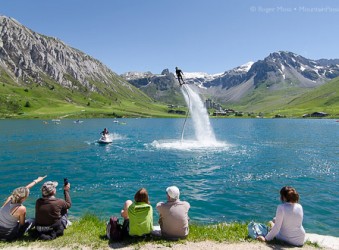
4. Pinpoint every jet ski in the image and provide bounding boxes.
[97,135,113,144]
